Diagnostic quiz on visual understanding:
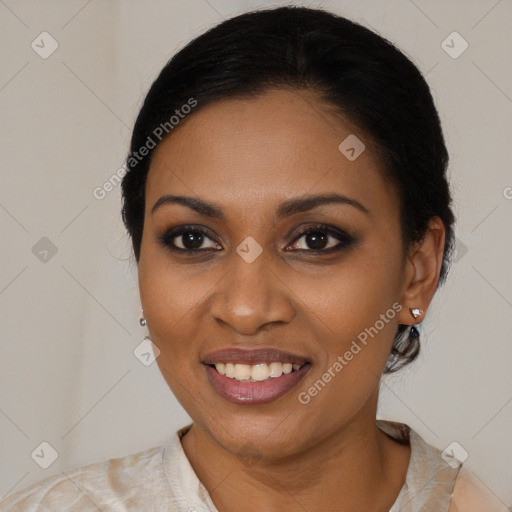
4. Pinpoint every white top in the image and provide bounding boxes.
[0,420,501,511]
